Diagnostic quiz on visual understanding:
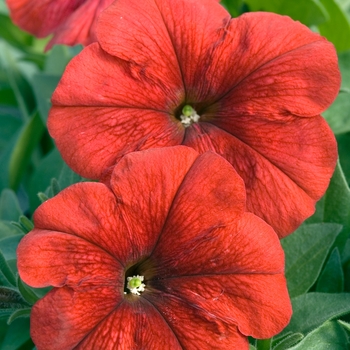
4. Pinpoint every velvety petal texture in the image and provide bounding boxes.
[48,0,340,237]
[6,0,114,49]
[17,146,291,350]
